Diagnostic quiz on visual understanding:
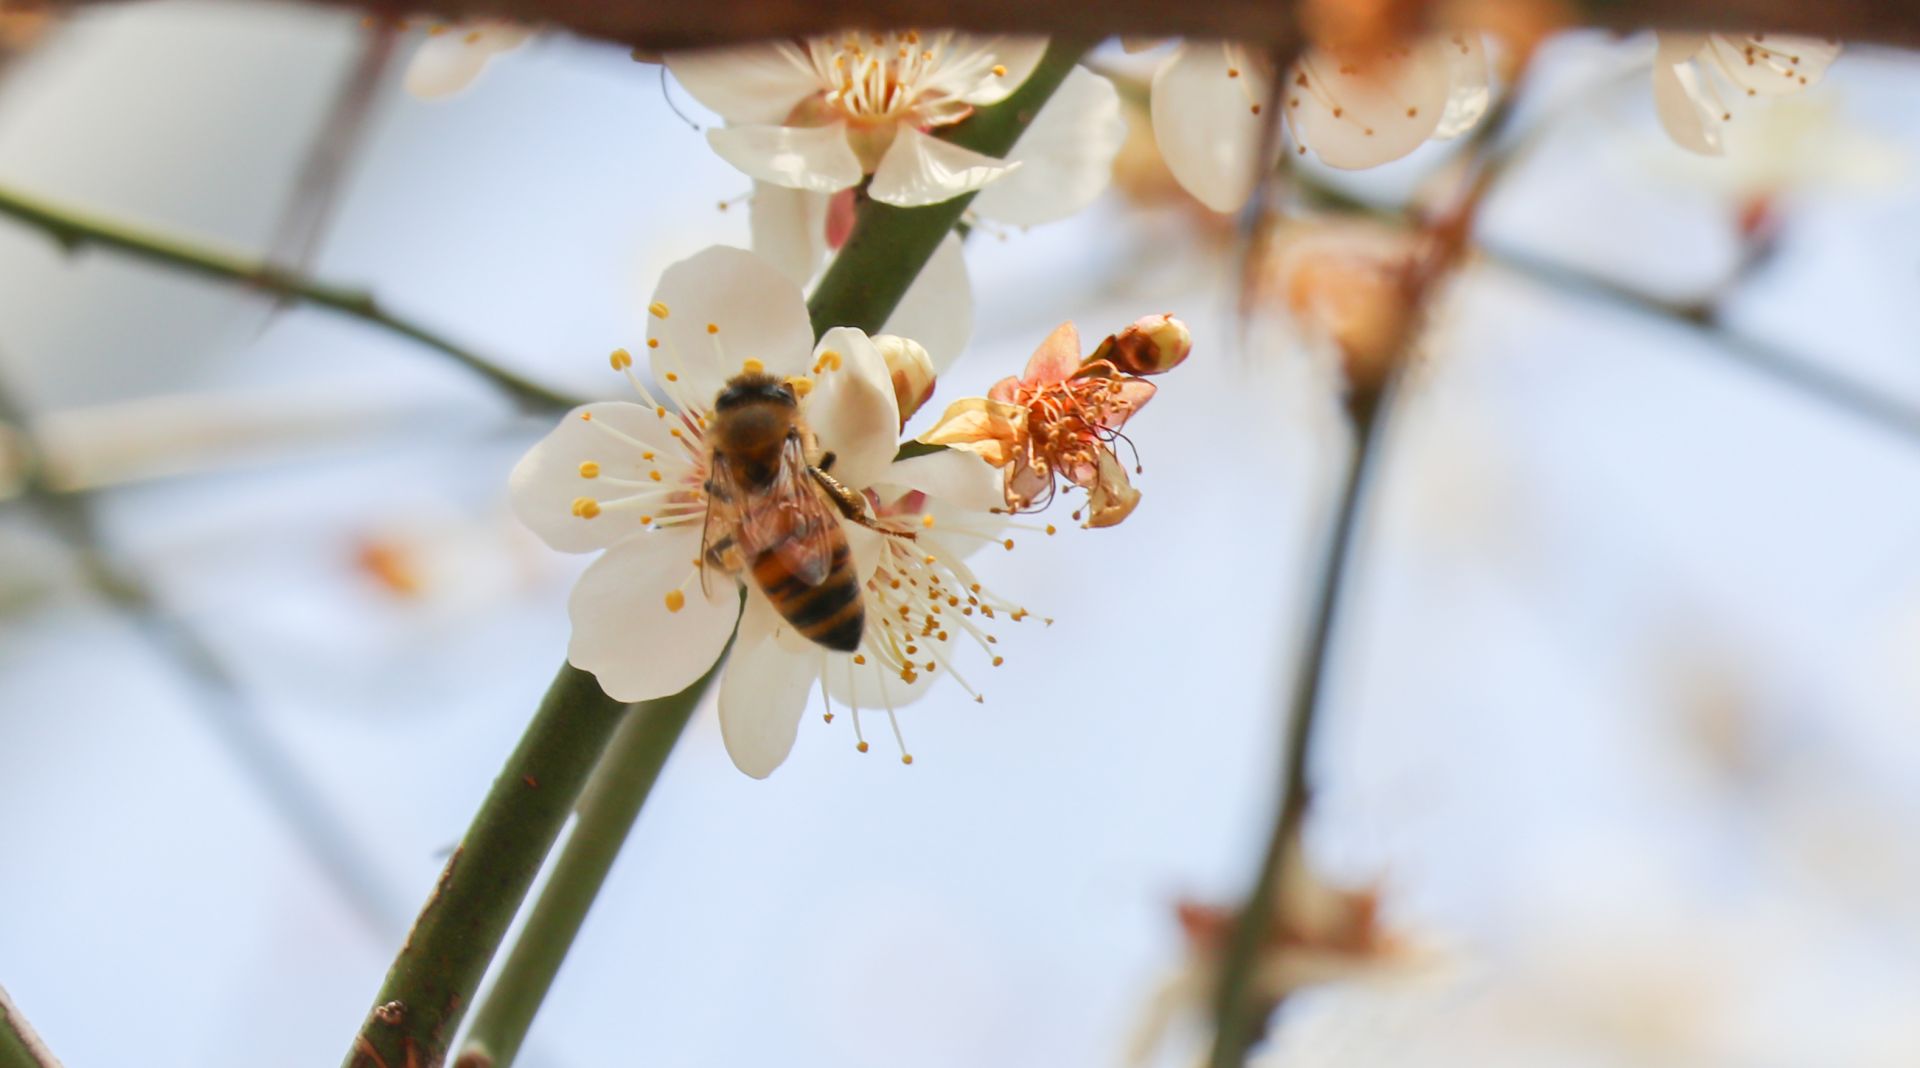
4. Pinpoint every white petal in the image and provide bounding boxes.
[509,402,692,554]
[1654,59,1724,155]
[748,183,830,287]
[1149,43,1269,213]
[717,599,818,778]
[665,41,821,124]
[1656,32,1710,66]
[647,246,814,406]
[1289,45,1449,170]
[1433,34,1491,140]
[941,35,1049,106]
[823,638,938,711]
[880,448,1006,514]
[706,123,864,194]
[880,233,972,375]
[1704,34,1840,97]
[972,66,1128,227]
[868,127,1021,208]
[806,327,900,491]
[566,530,741,703]
[405,26,526,99]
